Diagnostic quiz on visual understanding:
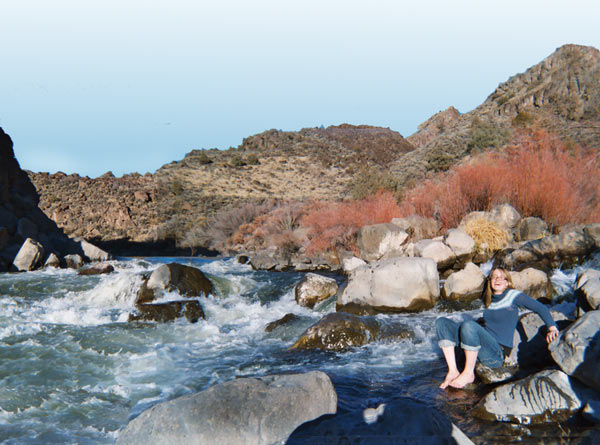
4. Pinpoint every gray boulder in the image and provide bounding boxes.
[357,223,408,262]
[338,257,439,314]
[517,217,549,241]
[509,268,552,300]
[443,228,475,266]
[390,215,439,241]
[498,228,596,270]
[473,370,592,424]
[442,262,485,301]
[77,238,111,261]
[43,252,61,268]
[137,263,213,304]
[12,238,45,271]
[490,204,521,230]
[64,253,84,269]
[341,255,367,274]
[414,239,456,271]
[294,273,338,309]
[575,269,600,315]
[116,371,337,445]
[550,310,600,392]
